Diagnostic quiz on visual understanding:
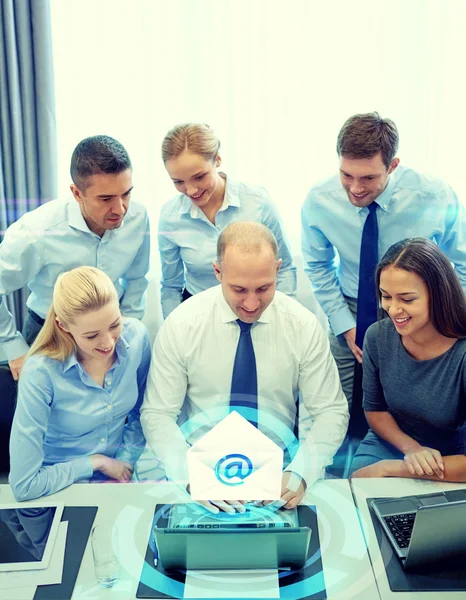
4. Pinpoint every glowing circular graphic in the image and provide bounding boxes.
[214,453,253,486]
